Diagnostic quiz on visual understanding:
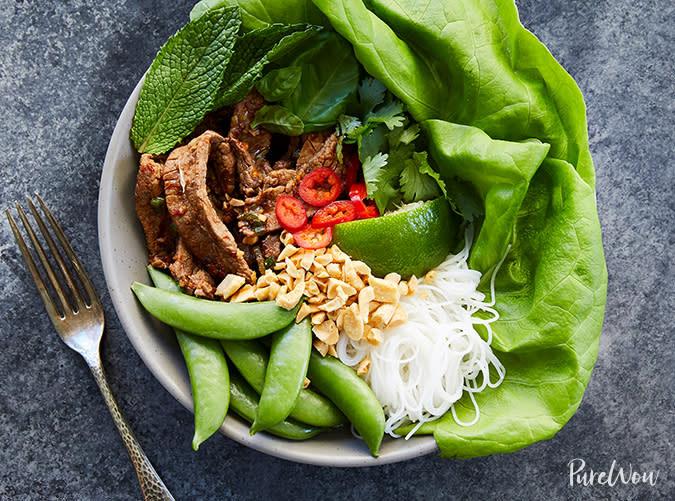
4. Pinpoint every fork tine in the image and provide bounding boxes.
[35,194,100,308]
[26,197,88,310]
[14,201,74,315]
[6,208,64,321]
